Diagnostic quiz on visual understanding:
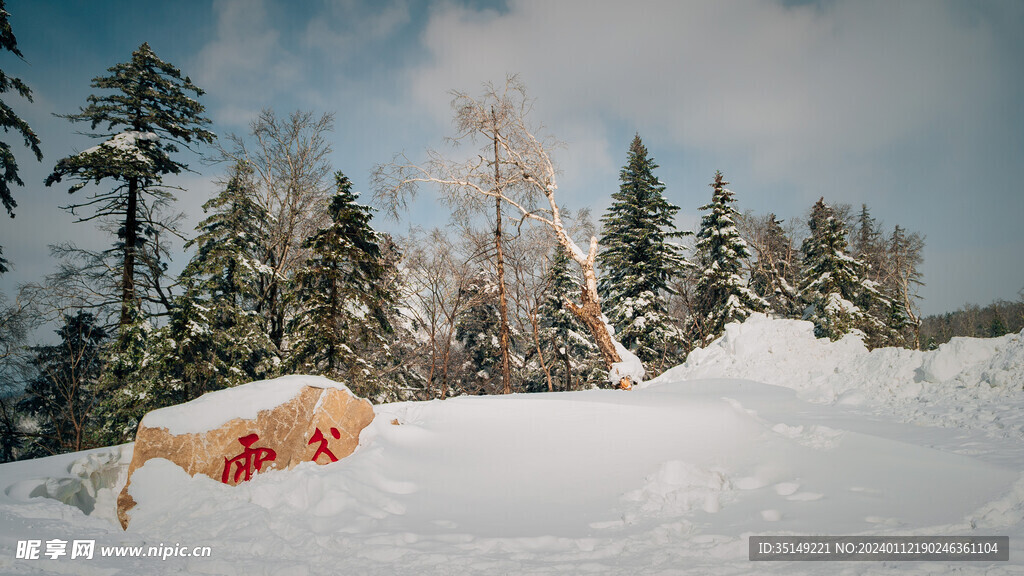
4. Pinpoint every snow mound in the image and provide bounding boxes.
[647,314,1024,440]
[3,445,131,522]
[141,374,356,435]
[623,460,732,517]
